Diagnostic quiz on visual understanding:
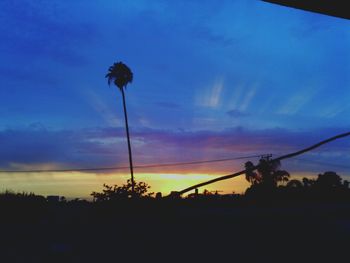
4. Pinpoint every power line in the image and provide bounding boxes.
[0,154,265,173]
[178,131,350,195]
